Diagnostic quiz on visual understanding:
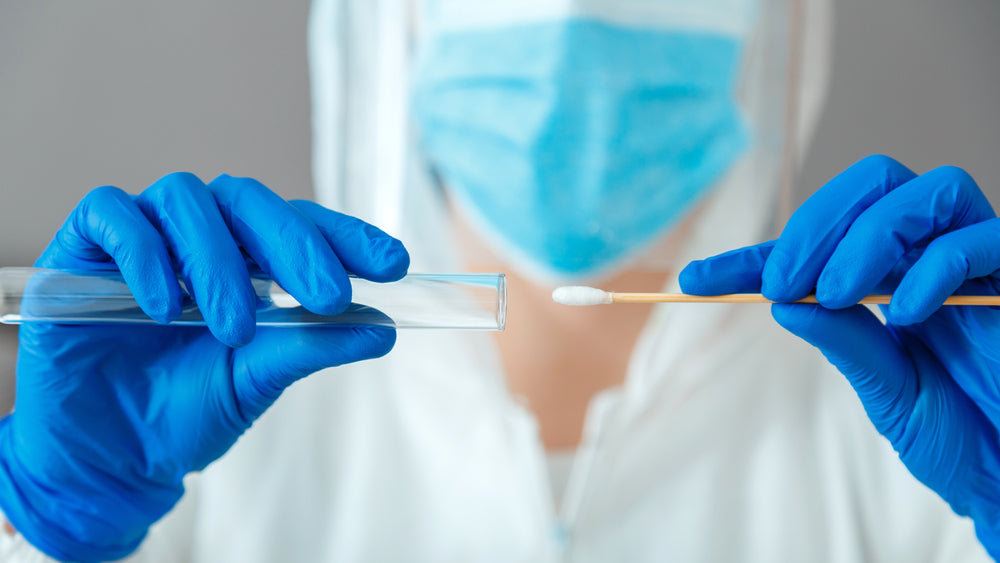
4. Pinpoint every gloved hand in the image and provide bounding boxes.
[0,173,409,562]
[680,155,1000,557]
